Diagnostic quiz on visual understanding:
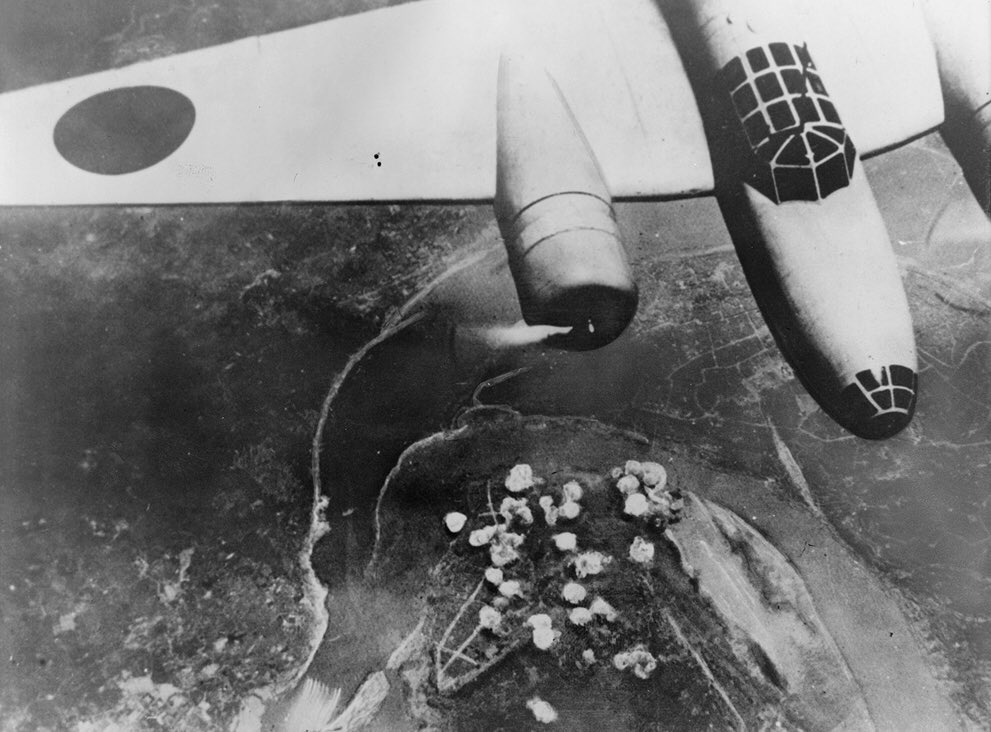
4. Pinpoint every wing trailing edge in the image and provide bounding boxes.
[0,0,711,206]
[0,0,942,207]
